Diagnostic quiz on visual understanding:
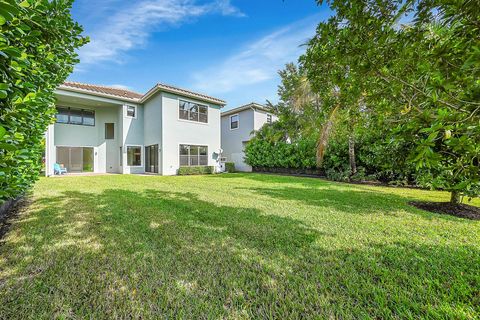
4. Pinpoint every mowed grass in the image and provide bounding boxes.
[0,174,479,319]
